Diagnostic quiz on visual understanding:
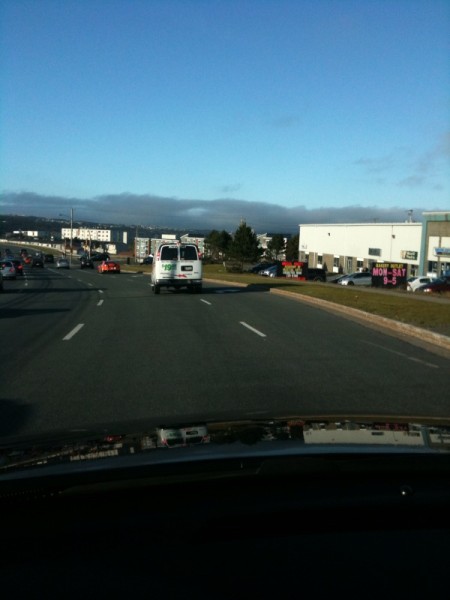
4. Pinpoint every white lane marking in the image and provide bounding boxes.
[88,282,93,287]
[240,321,267,338]
[63,323,84,341]
[362,341,439,369]
[200,299,212,305]
[98,289,104,294]
[97,299,104,306]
